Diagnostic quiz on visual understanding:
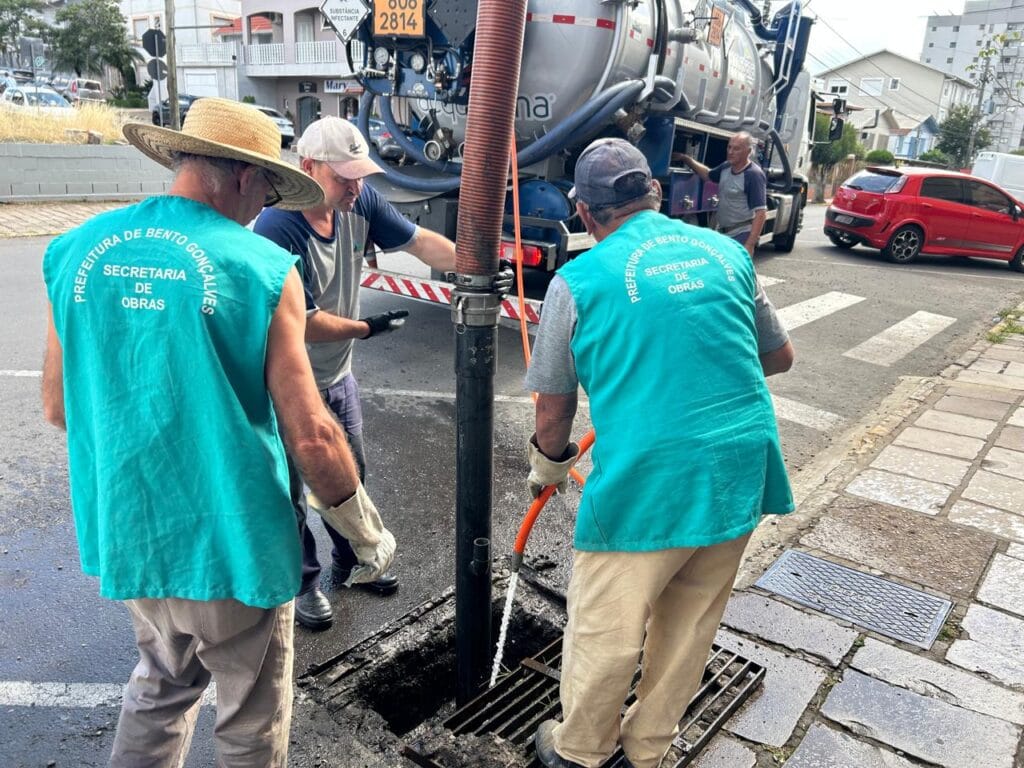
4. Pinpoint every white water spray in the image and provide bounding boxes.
[488,571,520,688]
